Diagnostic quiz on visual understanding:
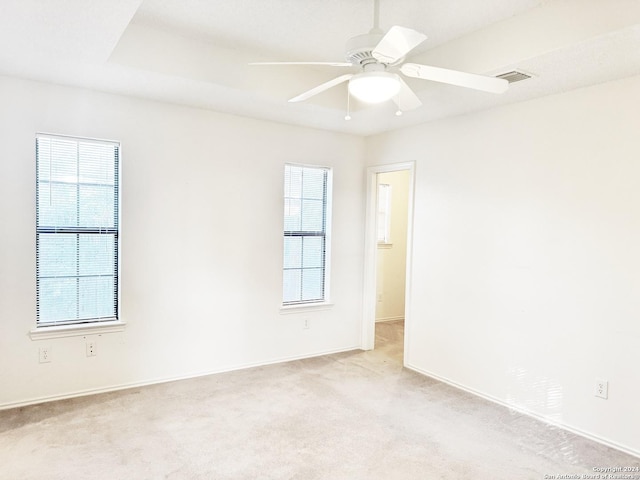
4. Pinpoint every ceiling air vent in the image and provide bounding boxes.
[495,70,532,83]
